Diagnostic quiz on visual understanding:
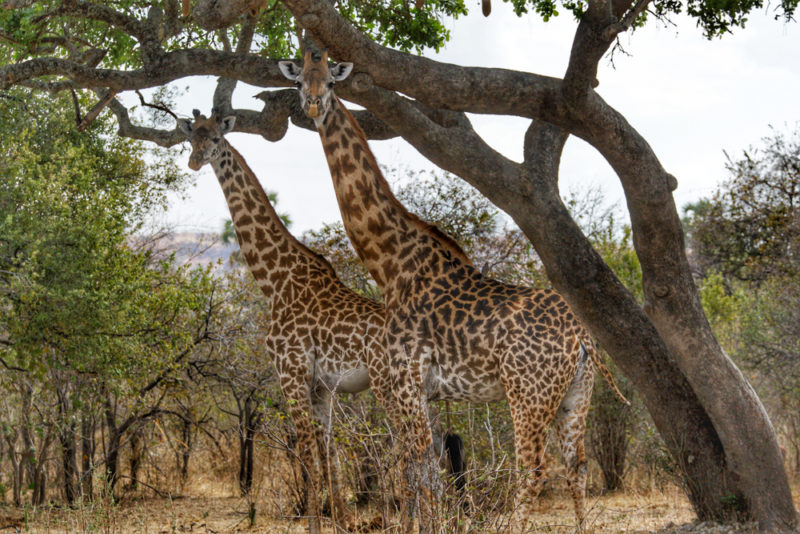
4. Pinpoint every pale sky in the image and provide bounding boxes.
[153,5,800,237]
